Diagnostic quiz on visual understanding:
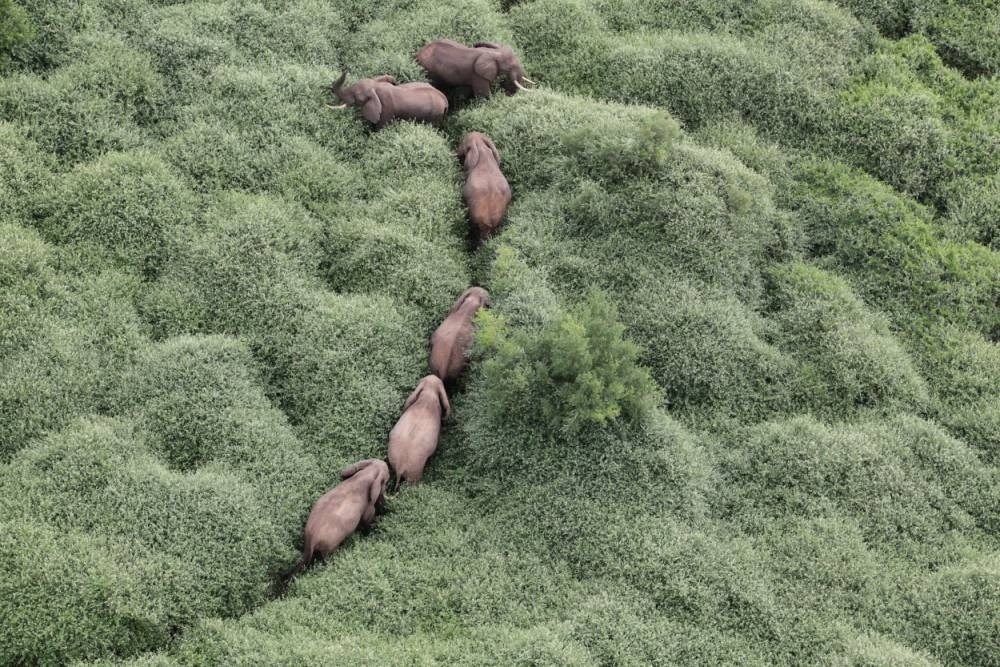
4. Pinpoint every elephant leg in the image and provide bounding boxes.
[361,503,376,526]
[471,78,491,98]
